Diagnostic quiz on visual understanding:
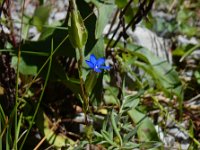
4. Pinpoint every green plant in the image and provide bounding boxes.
[0,0,200,149]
